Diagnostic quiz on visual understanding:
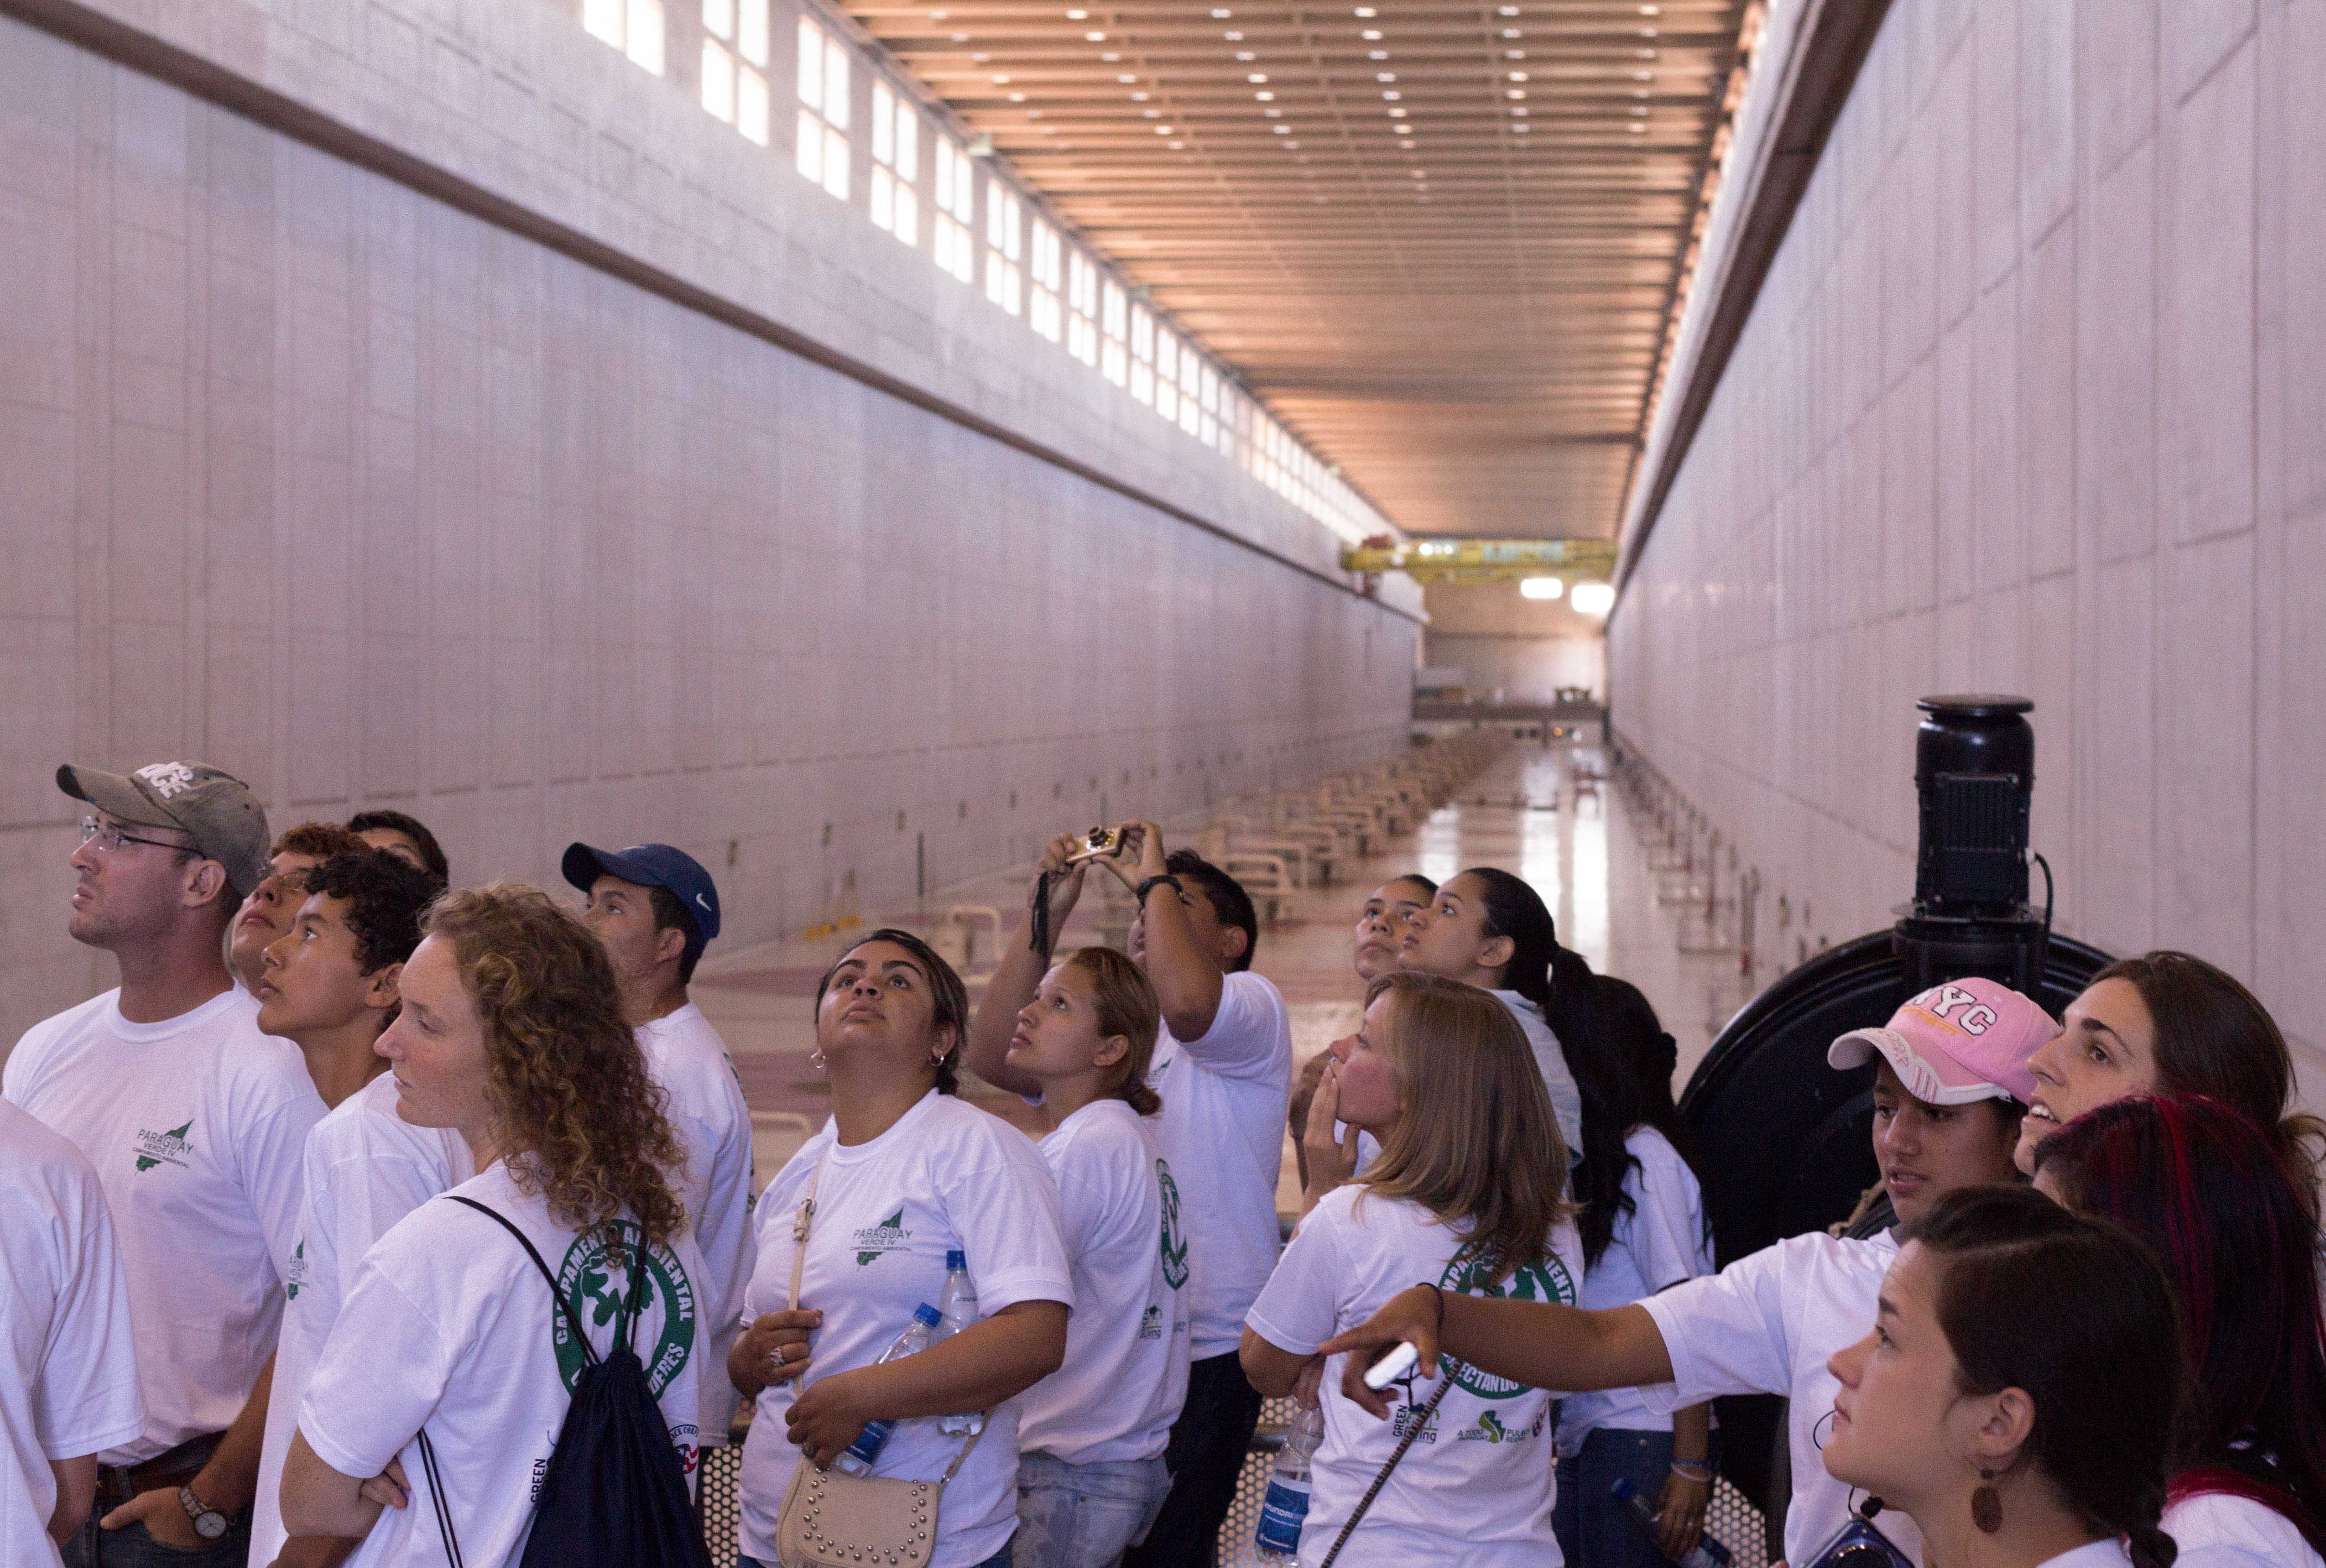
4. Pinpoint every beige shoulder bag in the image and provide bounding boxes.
[773,1156,984,1568]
